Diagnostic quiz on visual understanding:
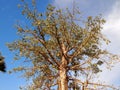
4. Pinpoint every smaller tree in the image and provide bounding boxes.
[0,53,6,72]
